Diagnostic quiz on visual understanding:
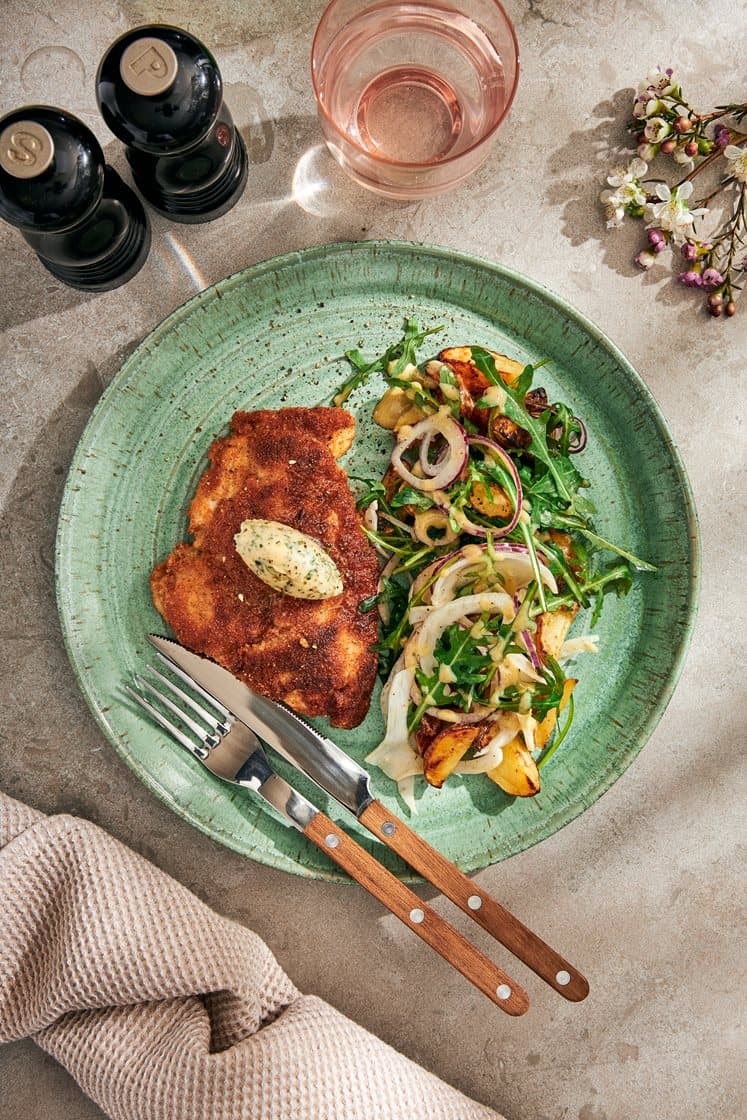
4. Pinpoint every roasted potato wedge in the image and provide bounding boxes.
[414,712,445,758]
[535,605,579,661]
[488,412,531,450]
[437,347,530,447]
[487,736,541,797]
[546,528,583,575]
[373,386,426,431]
[423,723,481,788]
[439,346,525,389]
[469,478,513,519]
